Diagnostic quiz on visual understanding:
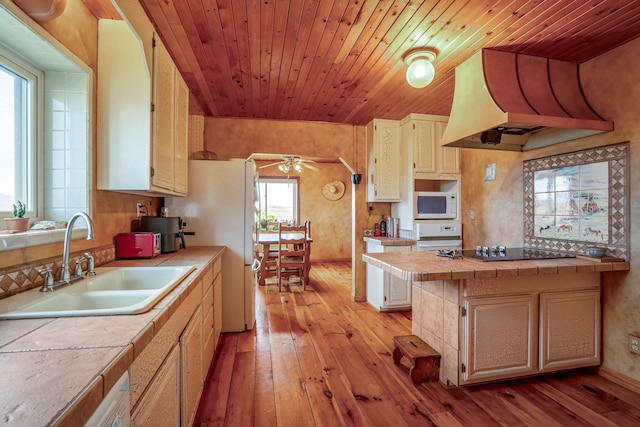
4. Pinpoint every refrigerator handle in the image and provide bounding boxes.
[251,258,261,271]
